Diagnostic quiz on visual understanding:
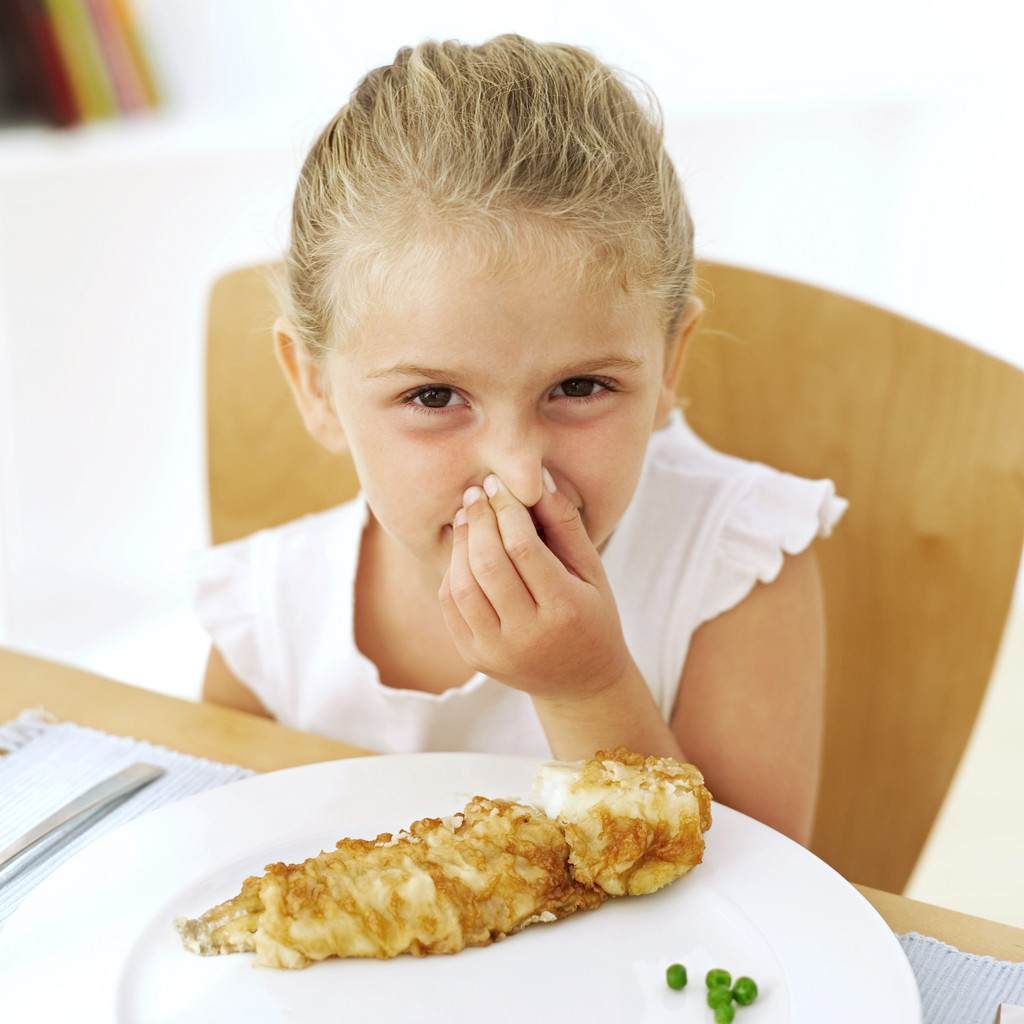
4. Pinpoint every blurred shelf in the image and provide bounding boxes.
[0,104,310,172]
